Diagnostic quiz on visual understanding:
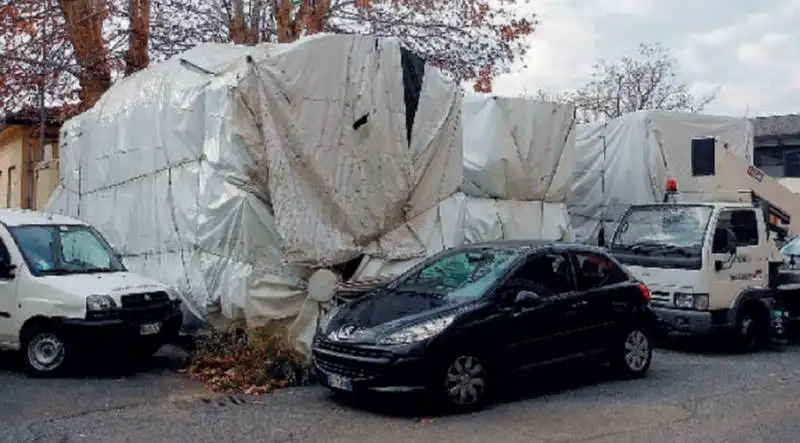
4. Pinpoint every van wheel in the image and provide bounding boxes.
[734,306,769,352]
[22,325,70,377]
[440,355,489,412]
[611,327,652,379]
